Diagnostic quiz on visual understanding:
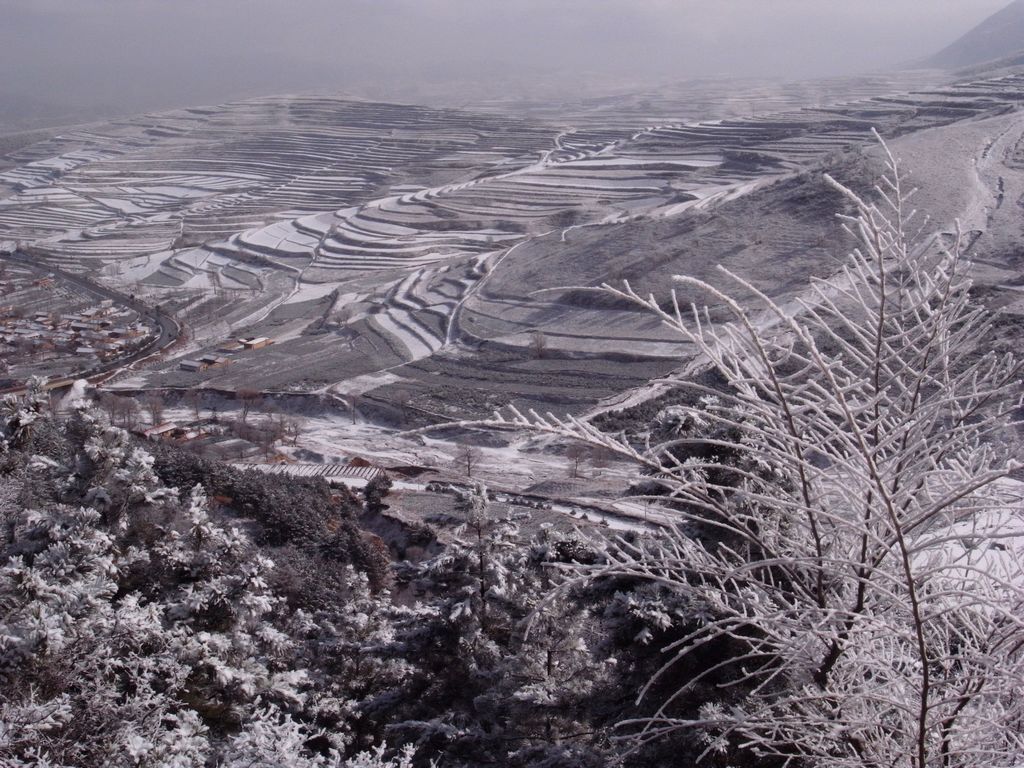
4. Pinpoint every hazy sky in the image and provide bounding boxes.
[0,0,1012,118]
